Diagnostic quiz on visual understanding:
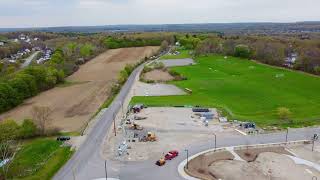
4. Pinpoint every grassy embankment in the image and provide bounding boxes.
[4,138,73,180]
[132,53,320,128]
